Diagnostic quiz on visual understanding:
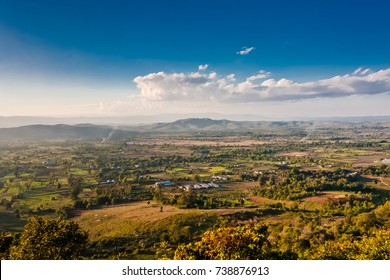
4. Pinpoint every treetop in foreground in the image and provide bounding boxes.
[10,216,88,260]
